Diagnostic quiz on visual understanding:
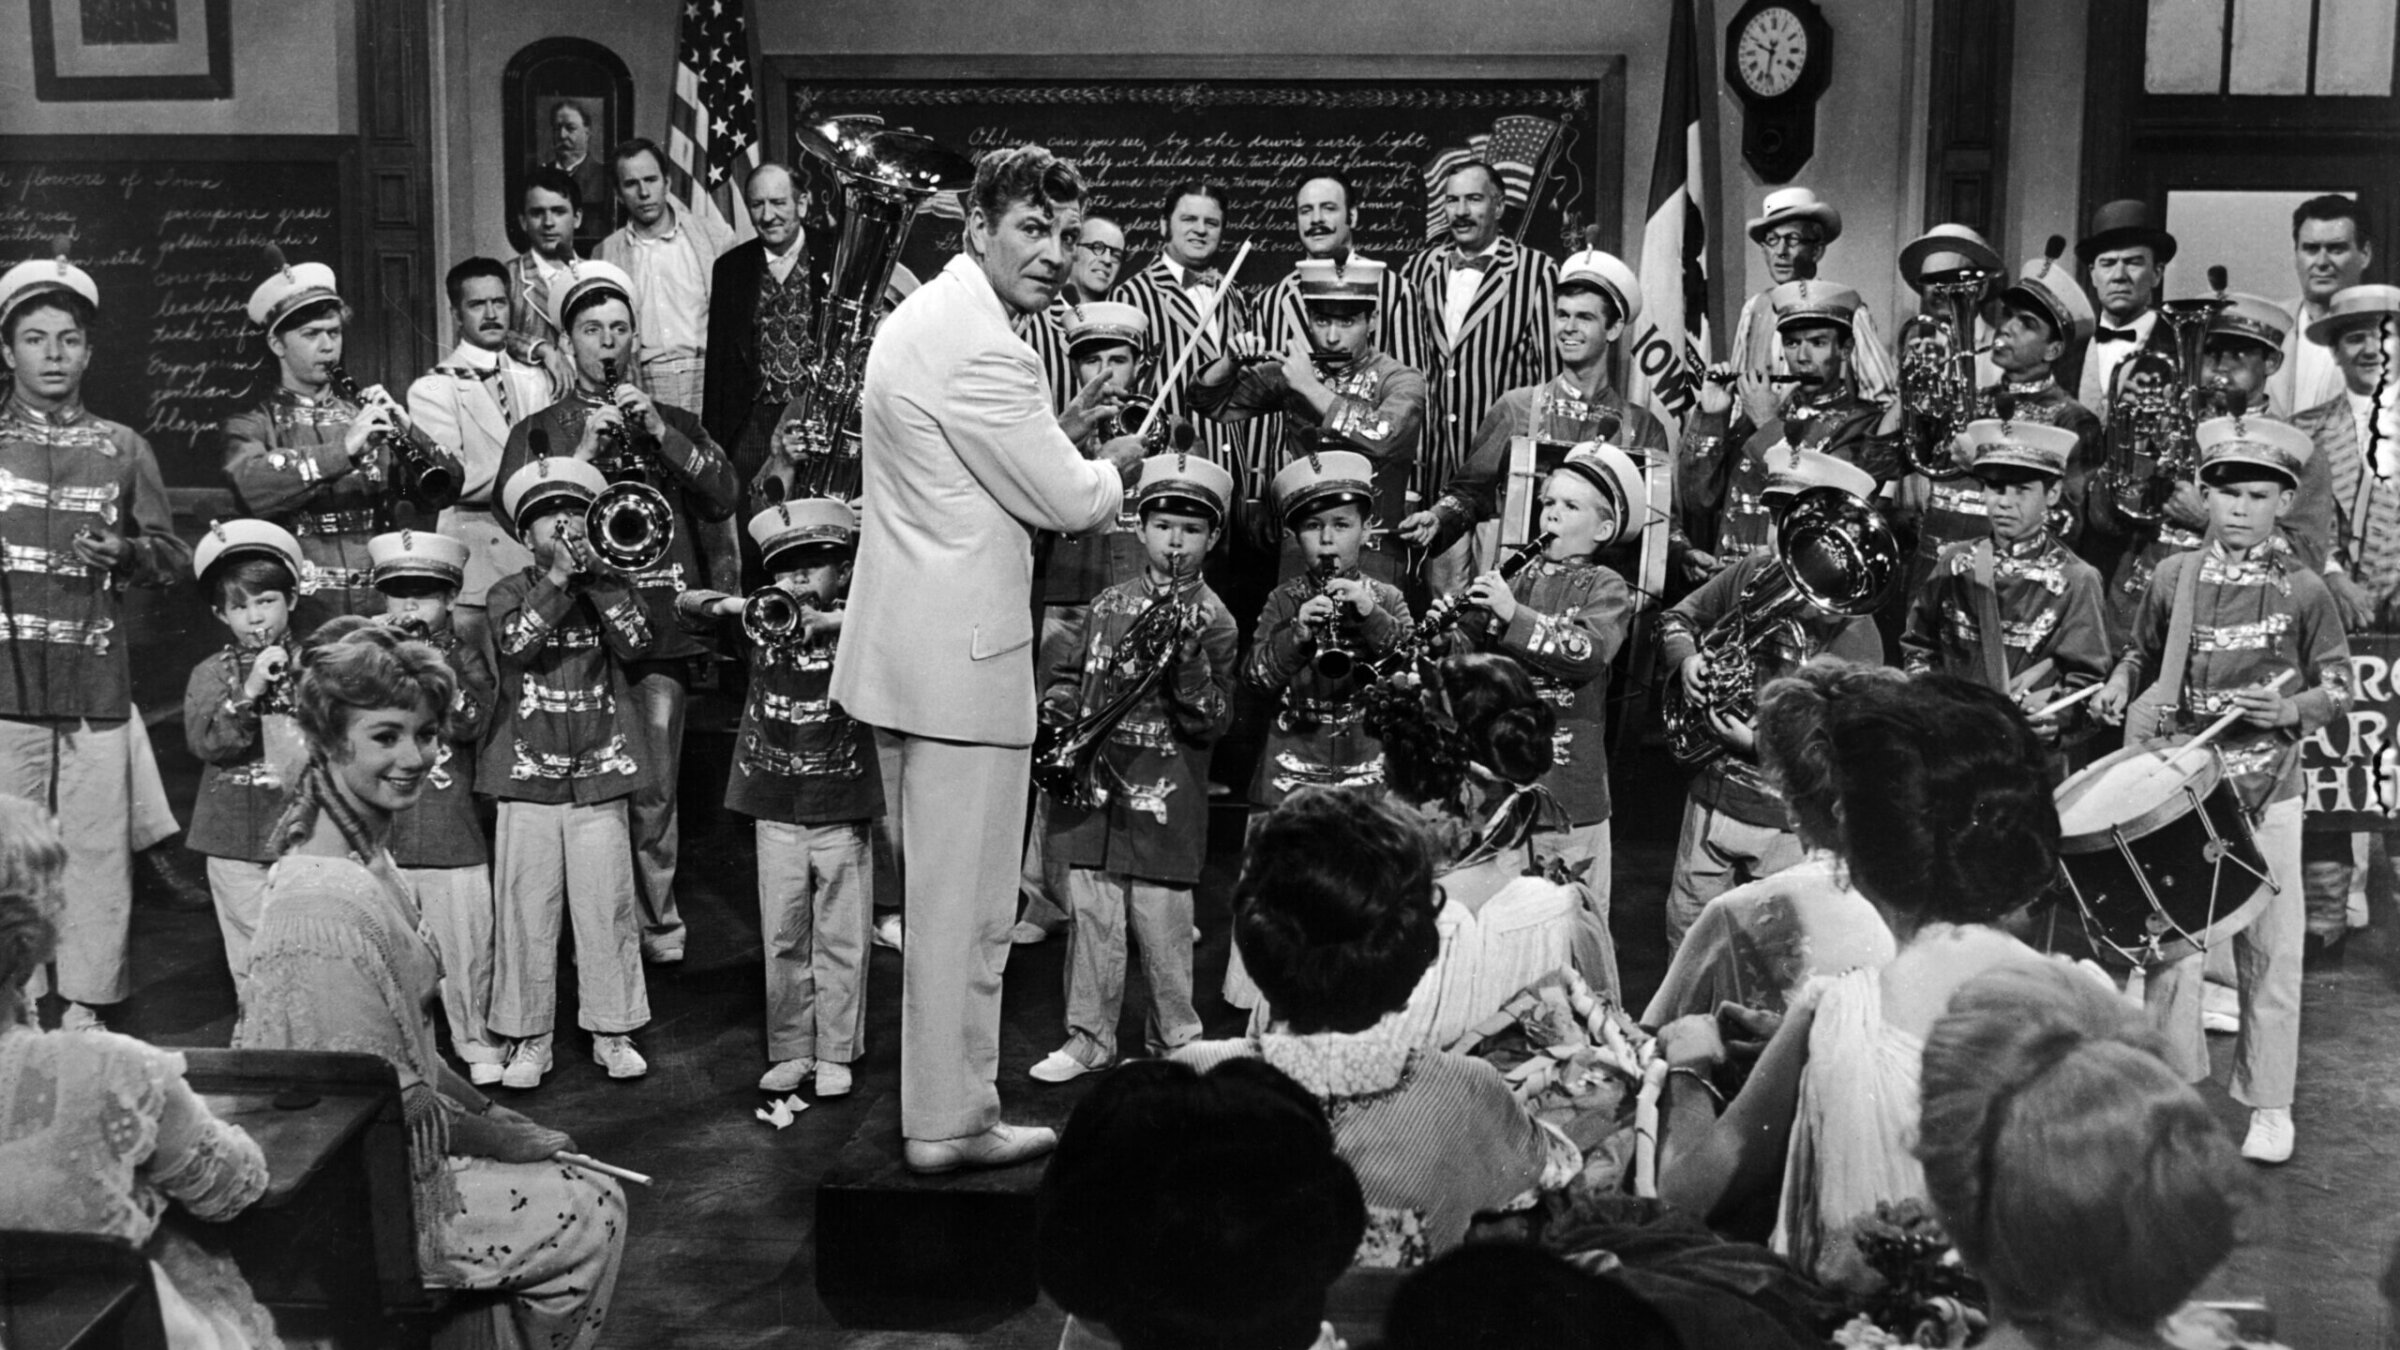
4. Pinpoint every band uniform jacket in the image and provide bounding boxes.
[1401,240,1560,500]
[1913,378,2104,584]
[497,393,739,663]
[183,645,294,863]
[479,567,654,805]
[2112,539,2352,810]
[700,236,831,467]
[385,617,497,869]
[1117,257,1267,501]
[1021,299,1133,607]
[405,344,552,606]
[1262,254,1423,385]
[831,253,1125,748]
[1425,376,1670,560]
[1245,566,1413,807]
[1901,531,2110,699]
[1187,346,1426,534]
[1656,551,1884,829]
[2290,394,2400,601]
[1041,574,1240,887]
[1448,558,1633,826]
[677,591,883,827]
[505,252,580,393]
[1680,386,1901,564]
[0,397,189,721]
[222,388,464,621]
